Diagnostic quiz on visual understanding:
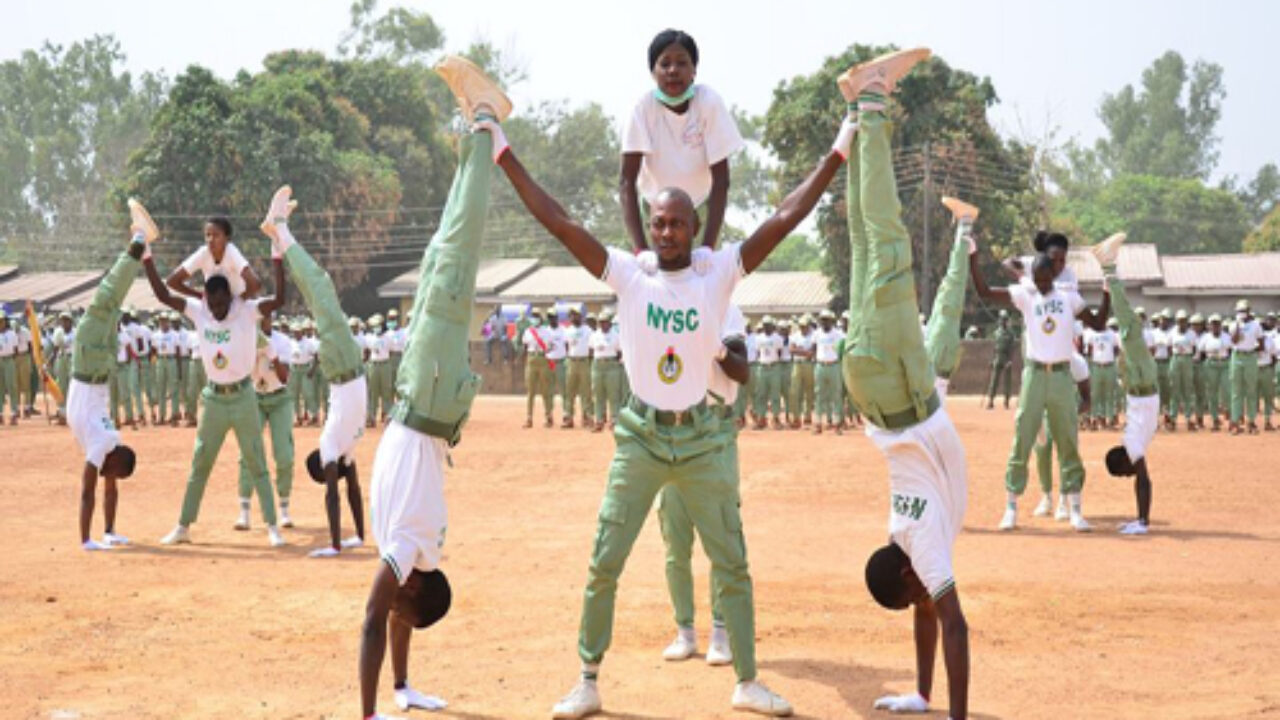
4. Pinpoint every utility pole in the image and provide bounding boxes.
[921,141,932,310]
